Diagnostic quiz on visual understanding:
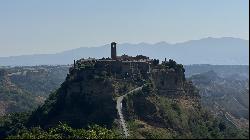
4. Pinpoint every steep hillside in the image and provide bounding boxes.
[122,66,248,139]
[0,70,39,116]
[189,71,249,129]
[0,66,69,116]
[24,59,248,139]
[7,66,69,97]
